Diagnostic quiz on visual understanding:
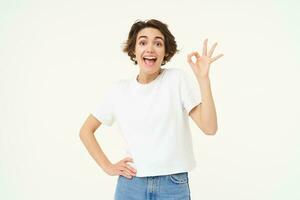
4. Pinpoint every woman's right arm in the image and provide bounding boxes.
[79,114,137,178]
